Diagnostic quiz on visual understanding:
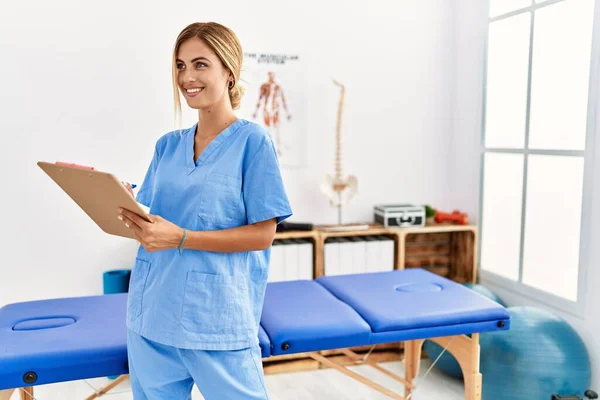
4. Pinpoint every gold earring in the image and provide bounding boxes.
[229,80,234,89]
